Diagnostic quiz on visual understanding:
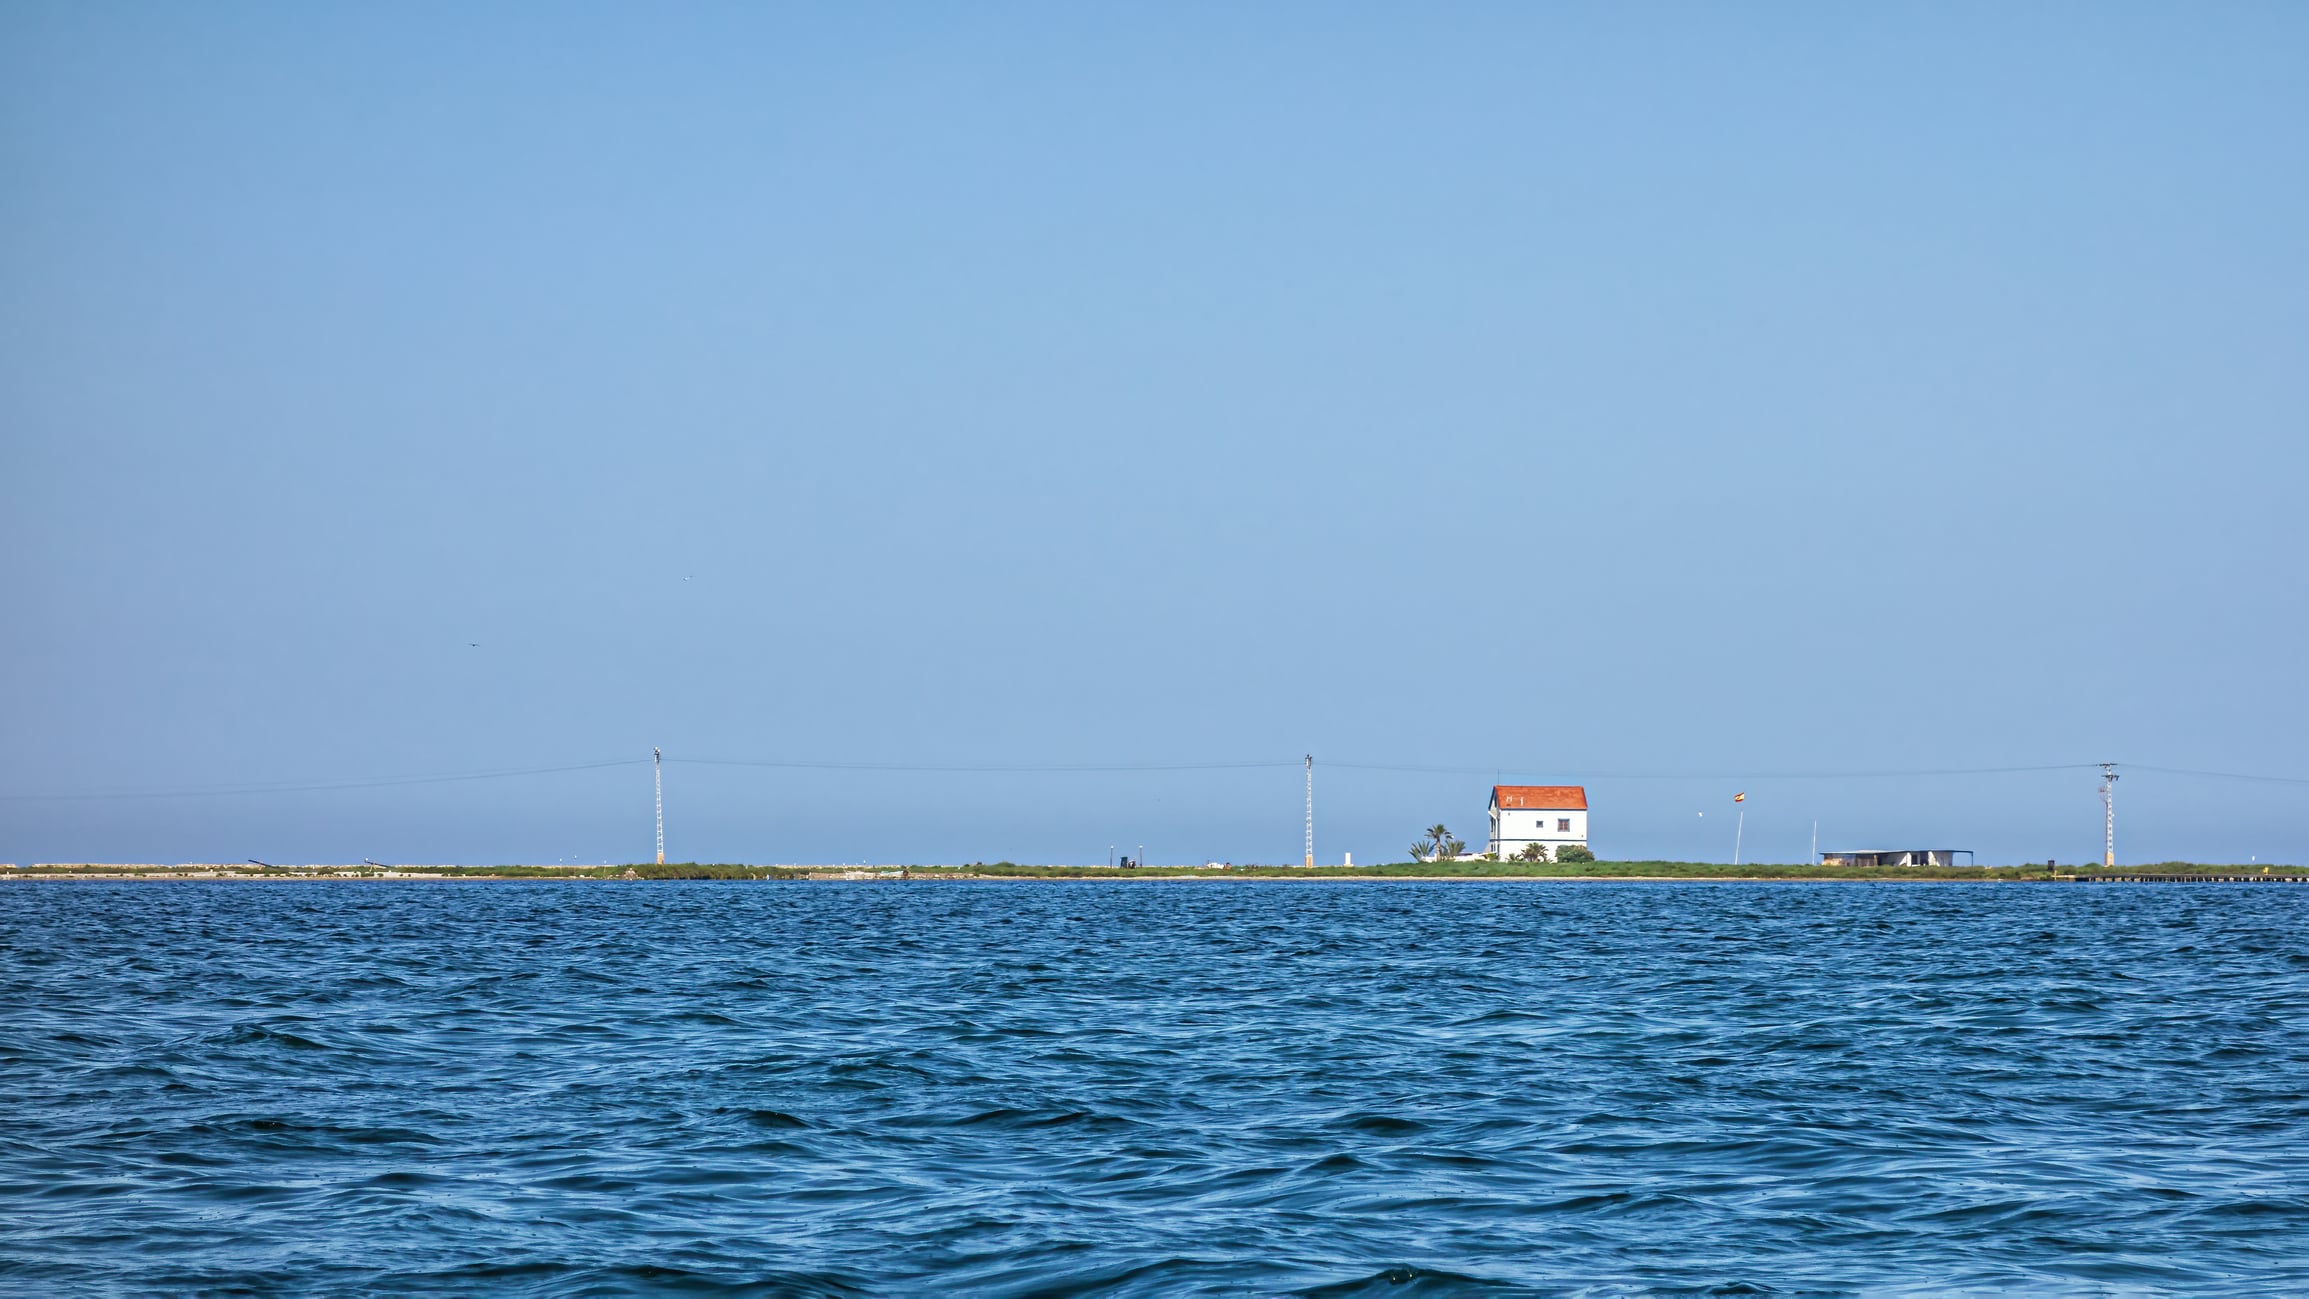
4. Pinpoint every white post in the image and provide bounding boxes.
[653,747,665,866]
[1733,809,1744,866]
